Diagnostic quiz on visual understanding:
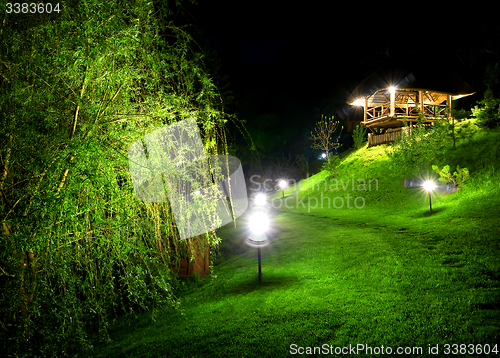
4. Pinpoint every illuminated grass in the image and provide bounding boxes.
[97,129,500,357]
